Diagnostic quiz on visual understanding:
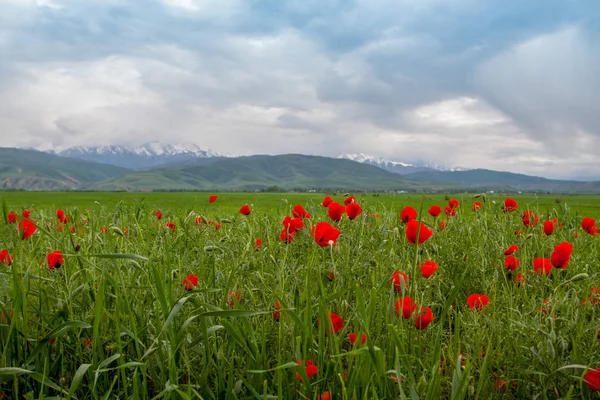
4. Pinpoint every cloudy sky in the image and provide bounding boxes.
[0,0,599,179]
